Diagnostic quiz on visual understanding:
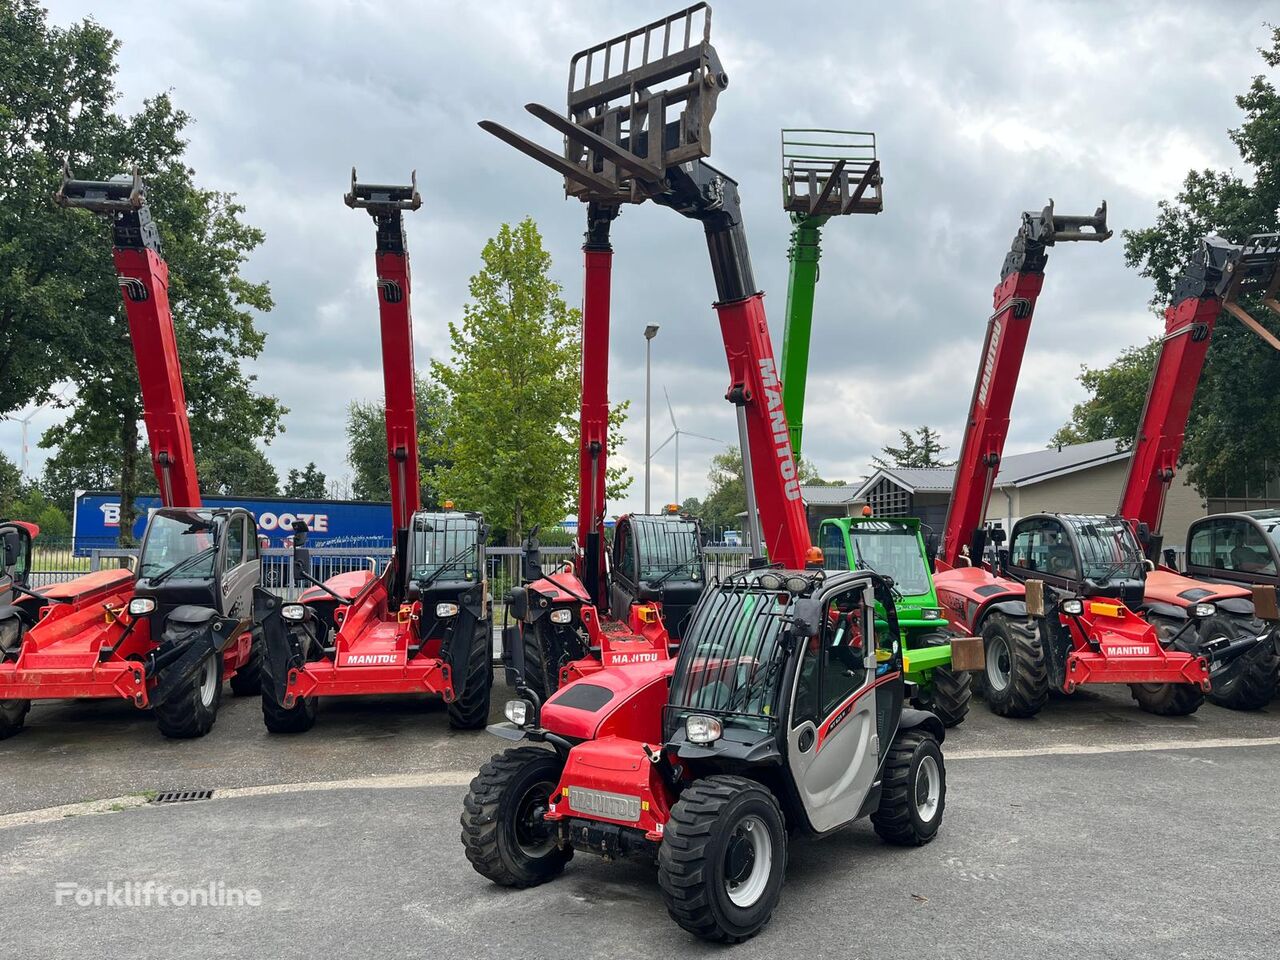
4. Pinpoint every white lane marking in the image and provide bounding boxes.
[3,737,1279,830]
